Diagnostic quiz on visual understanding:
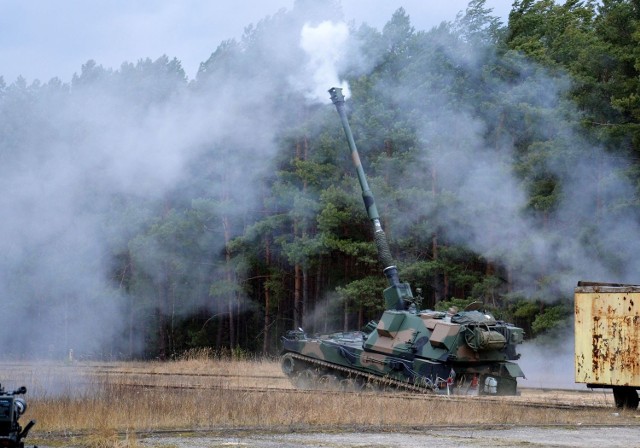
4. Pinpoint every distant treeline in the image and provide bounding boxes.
[1,0,639,359]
